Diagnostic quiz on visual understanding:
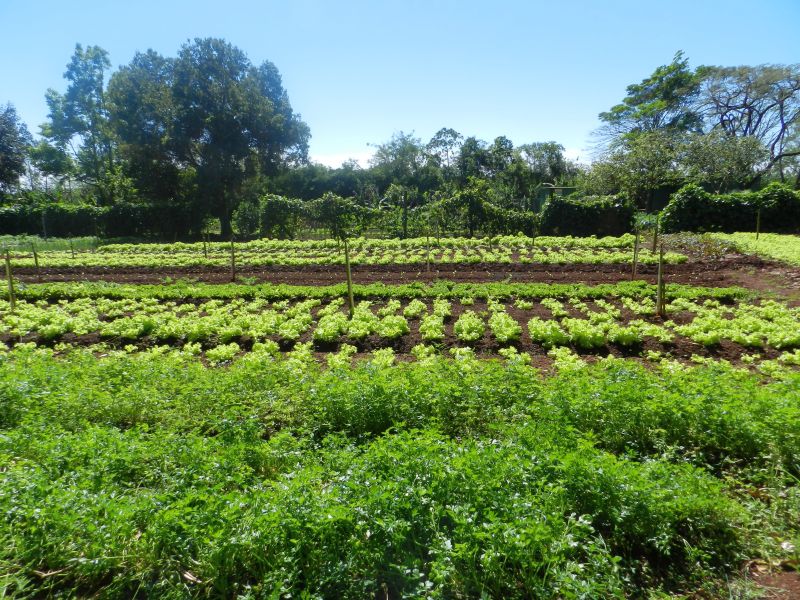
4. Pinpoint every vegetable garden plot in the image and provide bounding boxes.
[2,234,687,268]
[3,288,799,367]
